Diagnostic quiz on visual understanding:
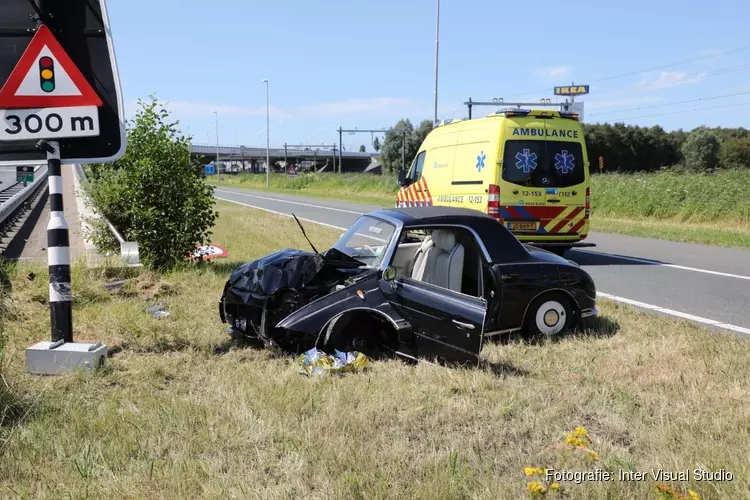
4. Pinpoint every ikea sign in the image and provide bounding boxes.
[554,85,590,96]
